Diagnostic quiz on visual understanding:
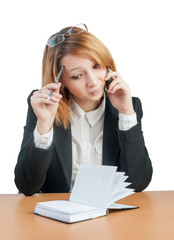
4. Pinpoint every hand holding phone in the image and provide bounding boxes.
[105,68,135,115]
